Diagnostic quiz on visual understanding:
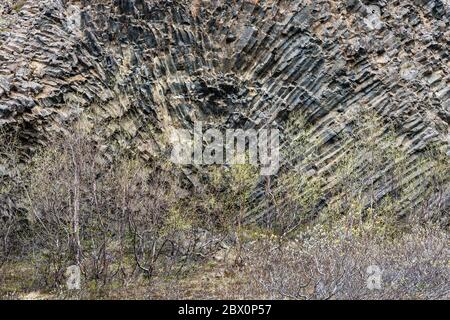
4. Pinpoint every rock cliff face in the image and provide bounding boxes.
[0,0,449,221]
